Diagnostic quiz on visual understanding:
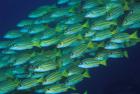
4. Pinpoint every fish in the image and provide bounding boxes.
[42,71,64,85]
[55,22,68,32]
[28,5,55,18]
[29,51,54,64]
[0,41,11,49]
[65,71,90,86]
[91,20,117,30]
[85,6,107,18]
[78,58,107,68]
[17,19,34,27]
[84,90,88,94]
[130,3,140,14]
[17,78,42,90]
[34,15,55,24]
[106,2,123,11]
[0,80,19,94]
[0,58,12,68]
[125,38,140,47]
[50,8,73,18]
[107,50,128,58]
[57,34,82,48]
[83,0,103,10]
[1,49,17,54]
[122,12,140,26]
[32,61,58,72]
[40,37,60,47]
[106,5,124,20]
[104,42,125,50]
[57,55,73,66]
[30,71,49,79]
[0,68,14,82]
[110,31,139,43]
[4,29,23,39]
[12,66,27,74]
[66,64,85,76]
[64,21,89,35]
[92,30,116,41]
[68,0,81,6]
[39,28,56,40]
[85,29,96,37]
[57,0,69,4]
[13,51,35,66]
[129,22,140,29]
[94,51,108,61]
[0,0,140,94]
[44,84,75,94]
[70,43,88,58]
[15,73,31,79]
[9,37,35,50]
[64,15,83,25]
